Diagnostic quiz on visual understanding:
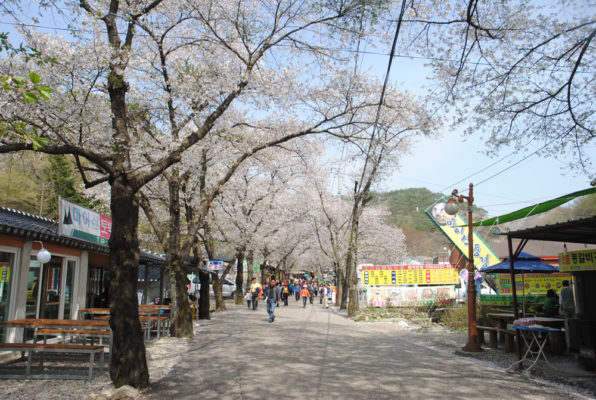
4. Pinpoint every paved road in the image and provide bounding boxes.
[144,299,588,399]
